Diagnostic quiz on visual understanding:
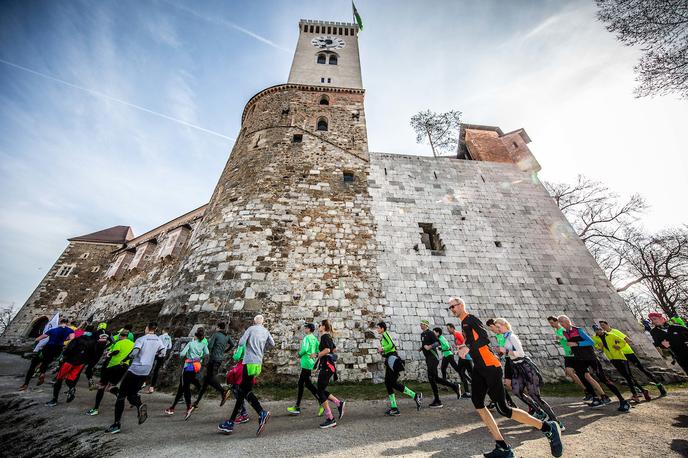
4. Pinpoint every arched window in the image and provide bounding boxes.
[27,316,49,338]
[316,117,328,131]
[329,55,338,65]
[319,95,330,105]
[317,54,326,64]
